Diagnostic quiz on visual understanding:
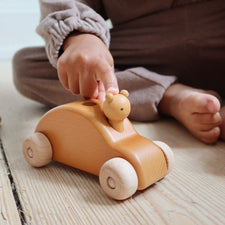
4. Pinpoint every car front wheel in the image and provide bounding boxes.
[99,157,138,200]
